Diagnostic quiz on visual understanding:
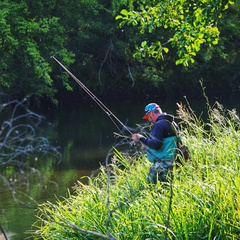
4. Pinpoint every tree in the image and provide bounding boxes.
[116,0,235,66]
[0,0,74,103]
[173,1,240,95]
[0,0,239,102]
